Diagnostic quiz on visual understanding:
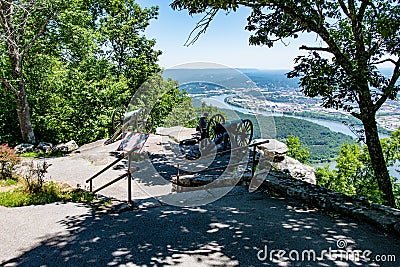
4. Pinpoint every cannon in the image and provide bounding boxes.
[105,107,153,145]
[205,114,253,147]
